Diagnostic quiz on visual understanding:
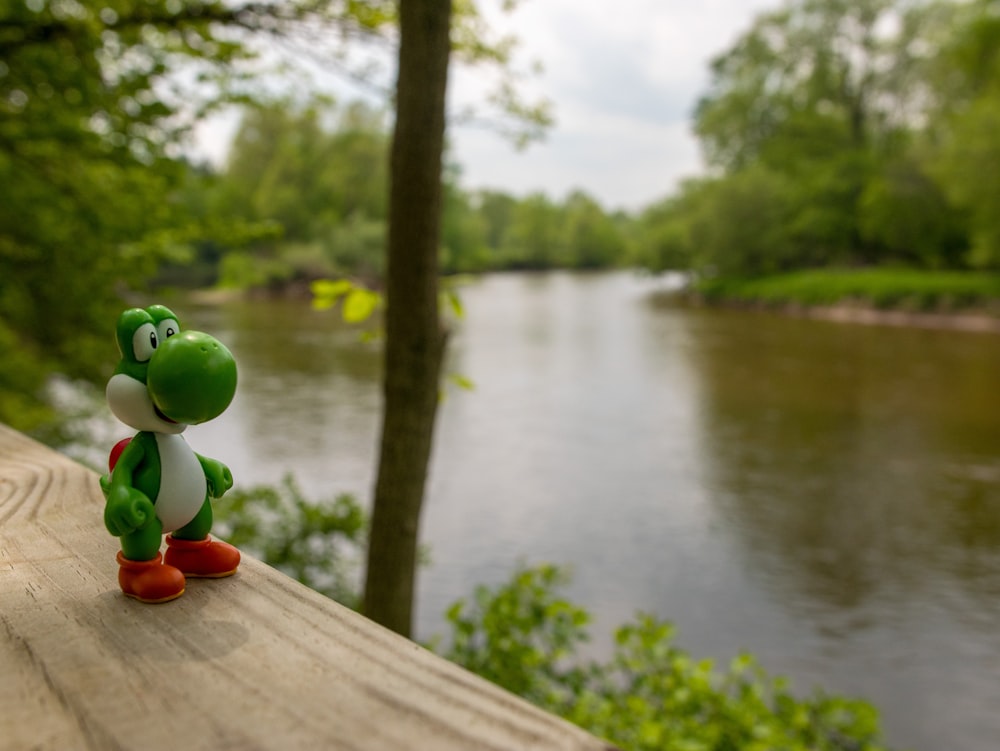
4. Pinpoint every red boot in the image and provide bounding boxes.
[117,552,186,603]
[164,535,240,578]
